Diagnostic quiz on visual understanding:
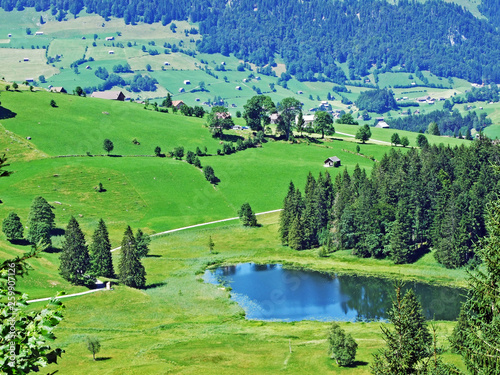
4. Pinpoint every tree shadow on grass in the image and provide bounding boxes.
[347,360,369,368]
[0,106,17,120]
[220,133,244,142]
[9,239,31,246]
[143,282,167,290]
[95,357,112,361]
[44,246,62,254]
[146,254,162,258]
